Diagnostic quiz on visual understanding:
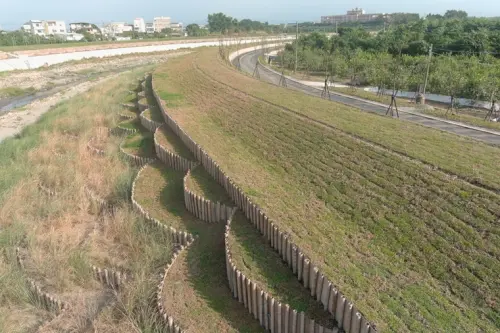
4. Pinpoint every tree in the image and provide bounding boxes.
[186,24,208,37]
[431,55,469,113]
[444,10,468,20]
[161,28,173,35]
[208,13,235,34]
